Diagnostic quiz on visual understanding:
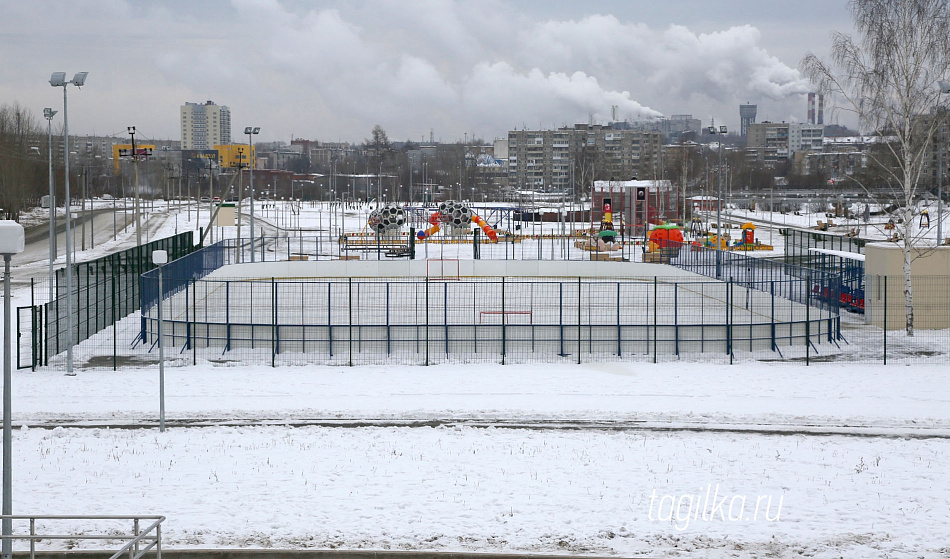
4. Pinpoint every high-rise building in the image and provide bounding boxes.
[180,100,231,150]
[739,104,757,137]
